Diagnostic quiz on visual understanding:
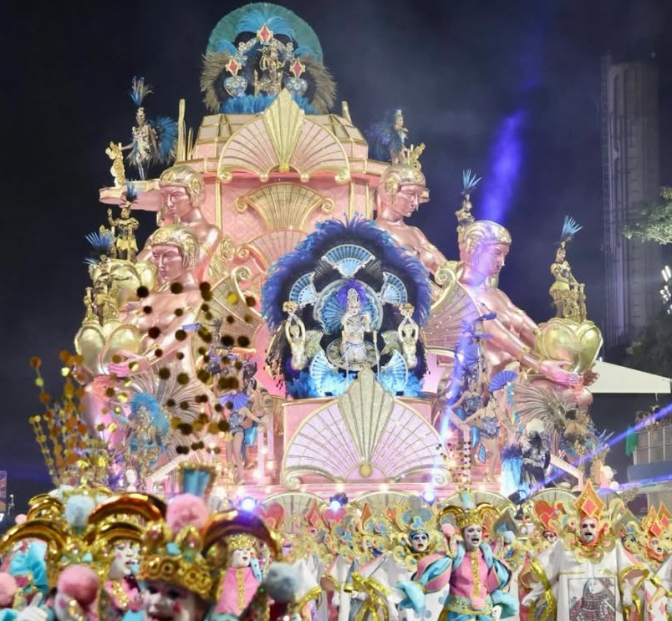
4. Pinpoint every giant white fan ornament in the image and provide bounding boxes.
[281,368,446,487]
